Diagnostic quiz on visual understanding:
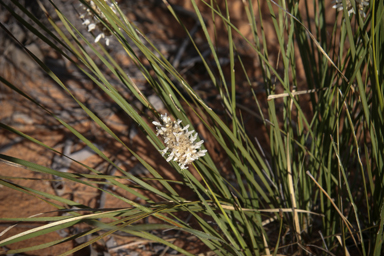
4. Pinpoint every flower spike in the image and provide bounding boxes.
[332,0,370,18]
[153,114,207,169]
[79,0,118,45]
